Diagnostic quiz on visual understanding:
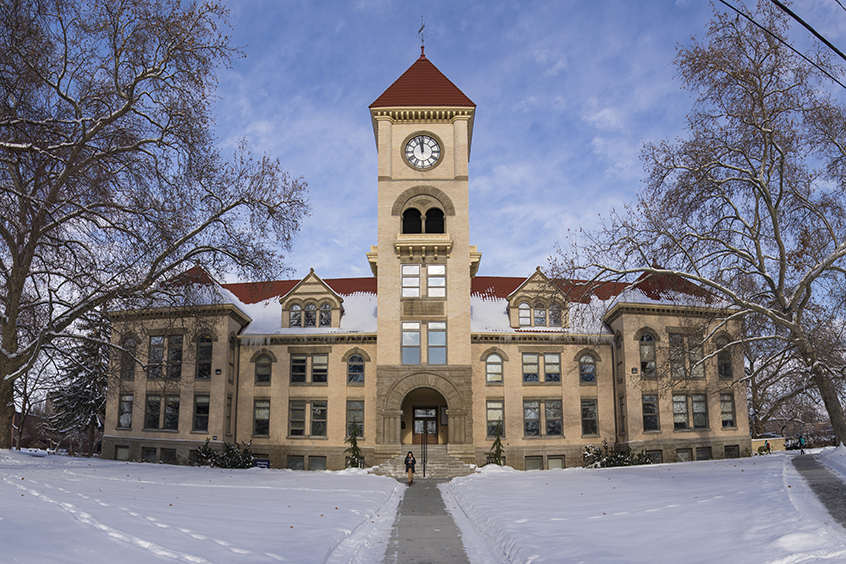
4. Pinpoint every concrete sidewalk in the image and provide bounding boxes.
[792,454,846,528]
[384,478,470,564]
